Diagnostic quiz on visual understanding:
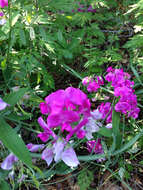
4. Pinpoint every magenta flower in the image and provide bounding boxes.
[87,80,100,92]
[0,11,4,16]
[0,0,8,8]
[82,76,91,86]
[40,102,49,115]
[115,102,131,114]
[82,76,103,93]
[38,87,91,142]
[86,139,103,154]
[0,98,9,110]
[66,118,88,141]
[47,110,80,128]
[105,67,140,119]
[45,89,65,115]
[98,102,112,123]
[37,117,57,142]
